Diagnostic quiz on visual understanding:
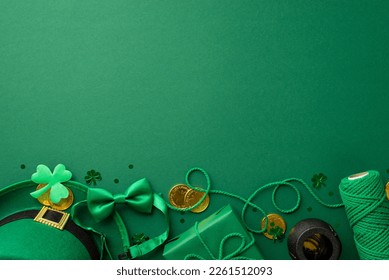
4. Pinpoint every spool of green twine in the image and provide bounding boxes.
[339,170,389,259]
